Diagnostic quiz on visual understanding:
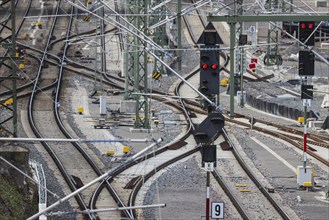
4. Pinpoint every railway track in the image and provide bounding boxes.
[1,1,328,220]
[219,128,292,219]
[225,117,329,167]
[22,1,131,219]
[102,10,244,217]
[27,1,93,218]
[54,2,328,218]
